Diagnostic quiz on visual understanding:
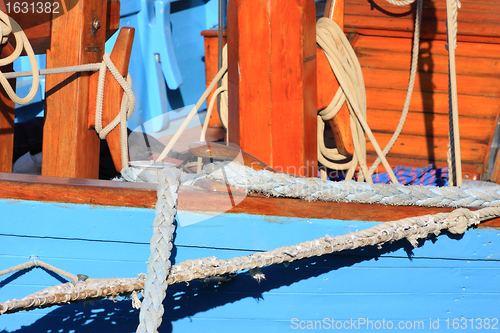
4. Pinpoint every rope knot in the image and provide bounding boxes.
[447,208,479,234]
